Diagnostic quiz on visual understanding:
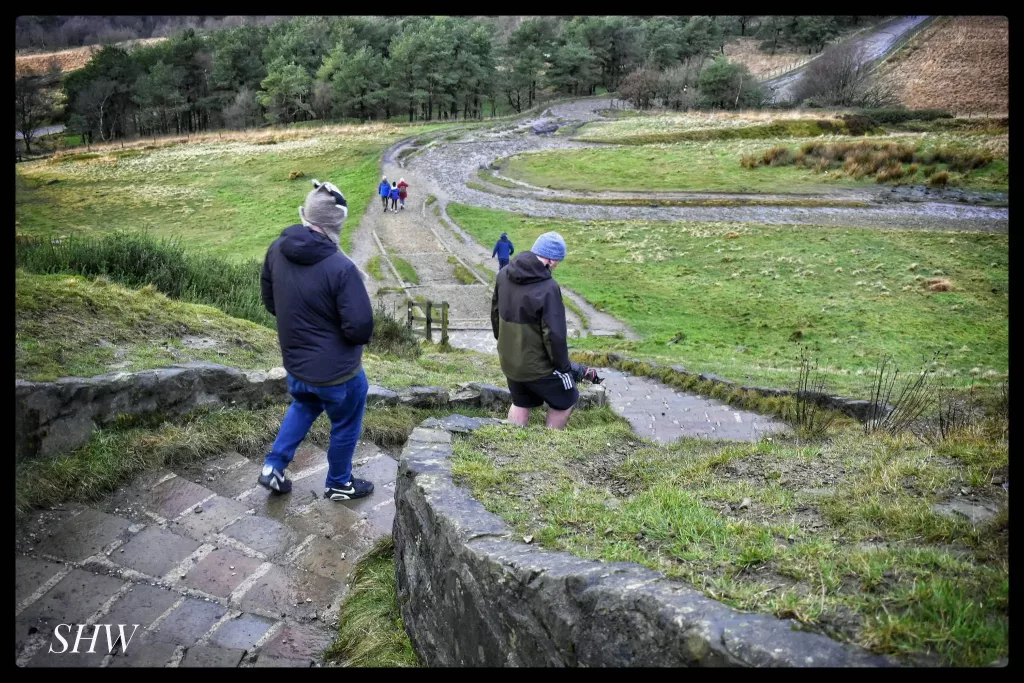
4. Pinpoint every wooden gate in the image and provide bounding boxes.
[407,300,449,345]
